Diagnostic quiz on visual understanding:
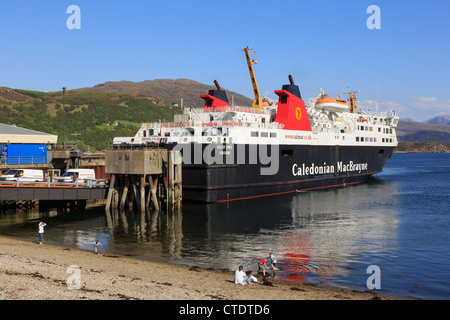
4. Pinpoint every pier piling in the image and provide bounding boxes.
[104,149,182,212]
